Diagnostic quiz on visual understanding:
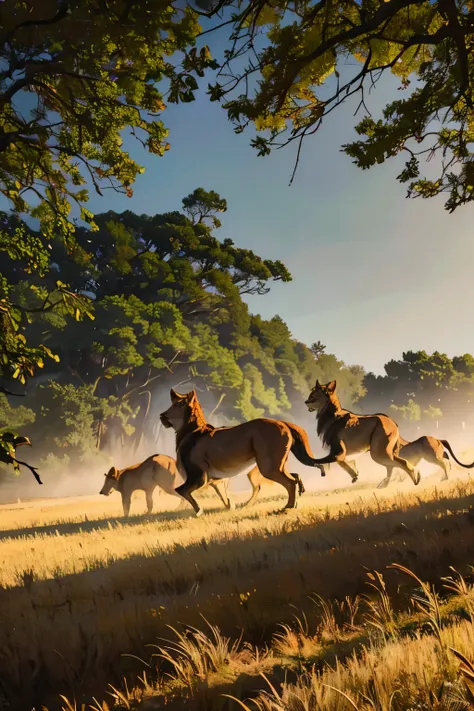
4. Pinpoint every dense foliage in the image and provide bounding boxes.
[0,0,219,471]
[0,0,215,233]
[204,0,474,210]
[0,188,365,486]
[360,350,474,438]
[1,1,471,486]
